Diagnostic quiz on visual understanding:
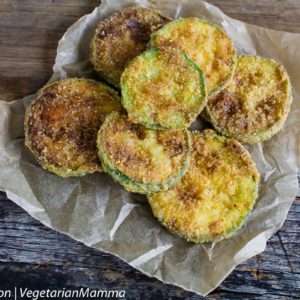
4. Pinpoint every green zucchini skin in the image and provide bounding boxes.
[90,6,170,88]
[150,17,237,98]
[206,55,292,144]
[148,130,260,243]
[97,112,191,194]
[120,48,207,130]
